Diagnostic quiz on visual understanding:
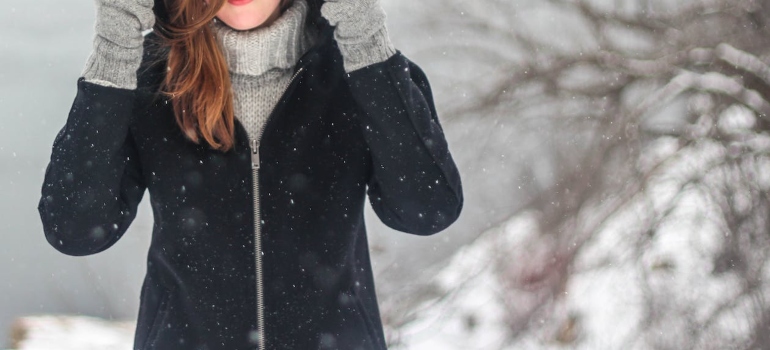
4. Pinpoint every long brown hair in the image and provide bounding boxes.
[155,0,295,152]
